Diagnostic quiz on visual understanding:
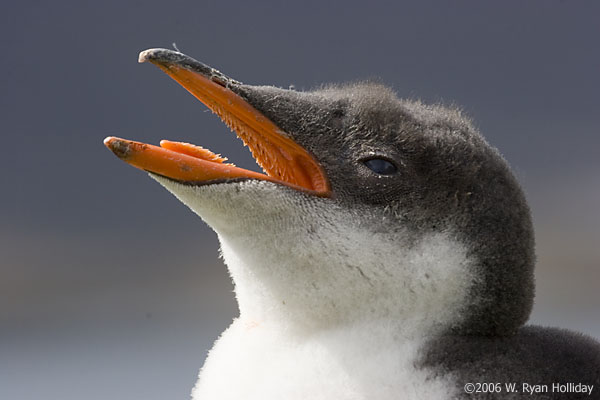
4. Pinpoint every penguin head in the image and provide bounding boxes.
[105,50,534,336]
